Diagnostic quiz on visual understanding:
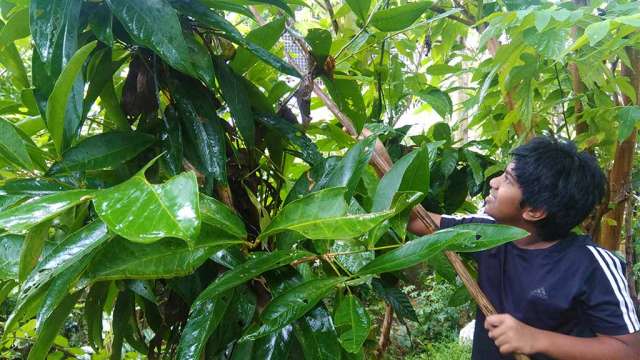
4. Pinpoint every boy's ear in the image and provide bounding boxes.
[522,207,547,222]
